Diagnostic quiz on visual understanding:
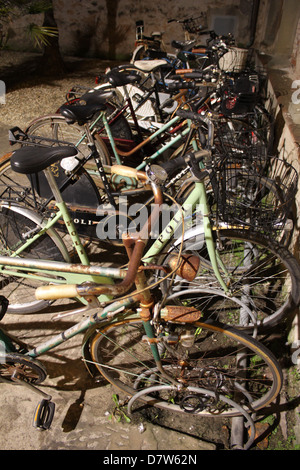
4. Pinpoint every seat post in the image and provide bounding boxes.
[43,167,64,204]
[43,167,90,265]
